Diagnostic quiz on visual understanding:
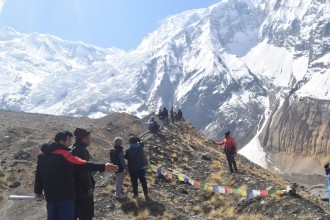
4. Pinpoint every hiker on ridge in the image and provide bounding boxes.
[71,128,100,220]
[124,135,150,201]
[162,107,169,126]
[34,131,118,220]
[110,137,128,199]
[147,116,160,133]
[214,131,238,173]
[170,107,175,124]
[177,109,183,121]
